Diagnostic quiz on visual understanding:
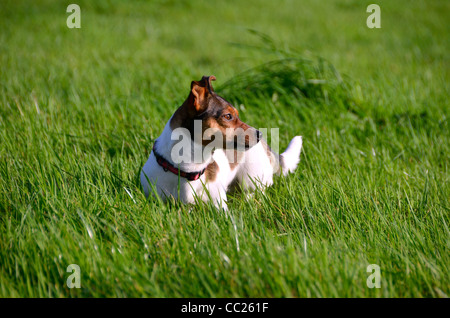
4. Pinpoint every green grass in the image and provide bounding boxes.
[0,0,448,297]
